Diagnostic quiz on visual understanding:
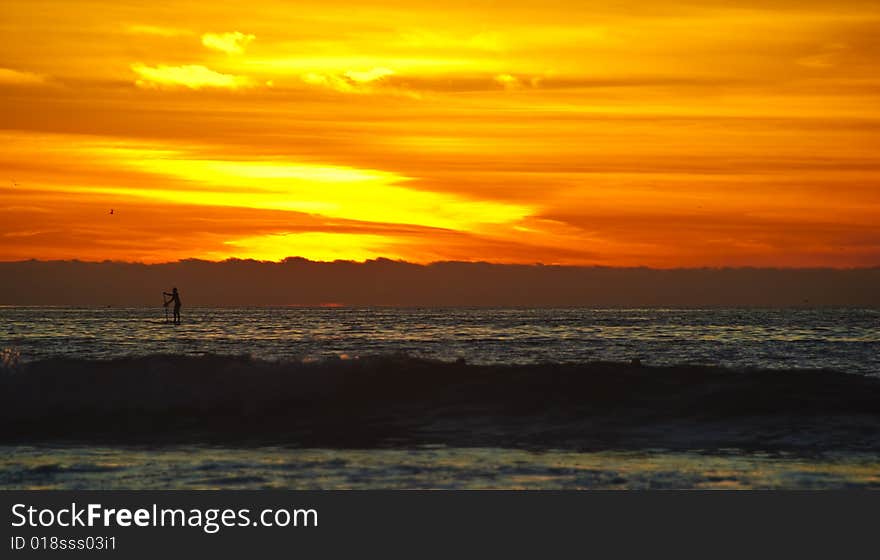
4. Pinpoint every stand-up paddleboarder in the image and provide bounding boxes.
[163,287,182,325]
